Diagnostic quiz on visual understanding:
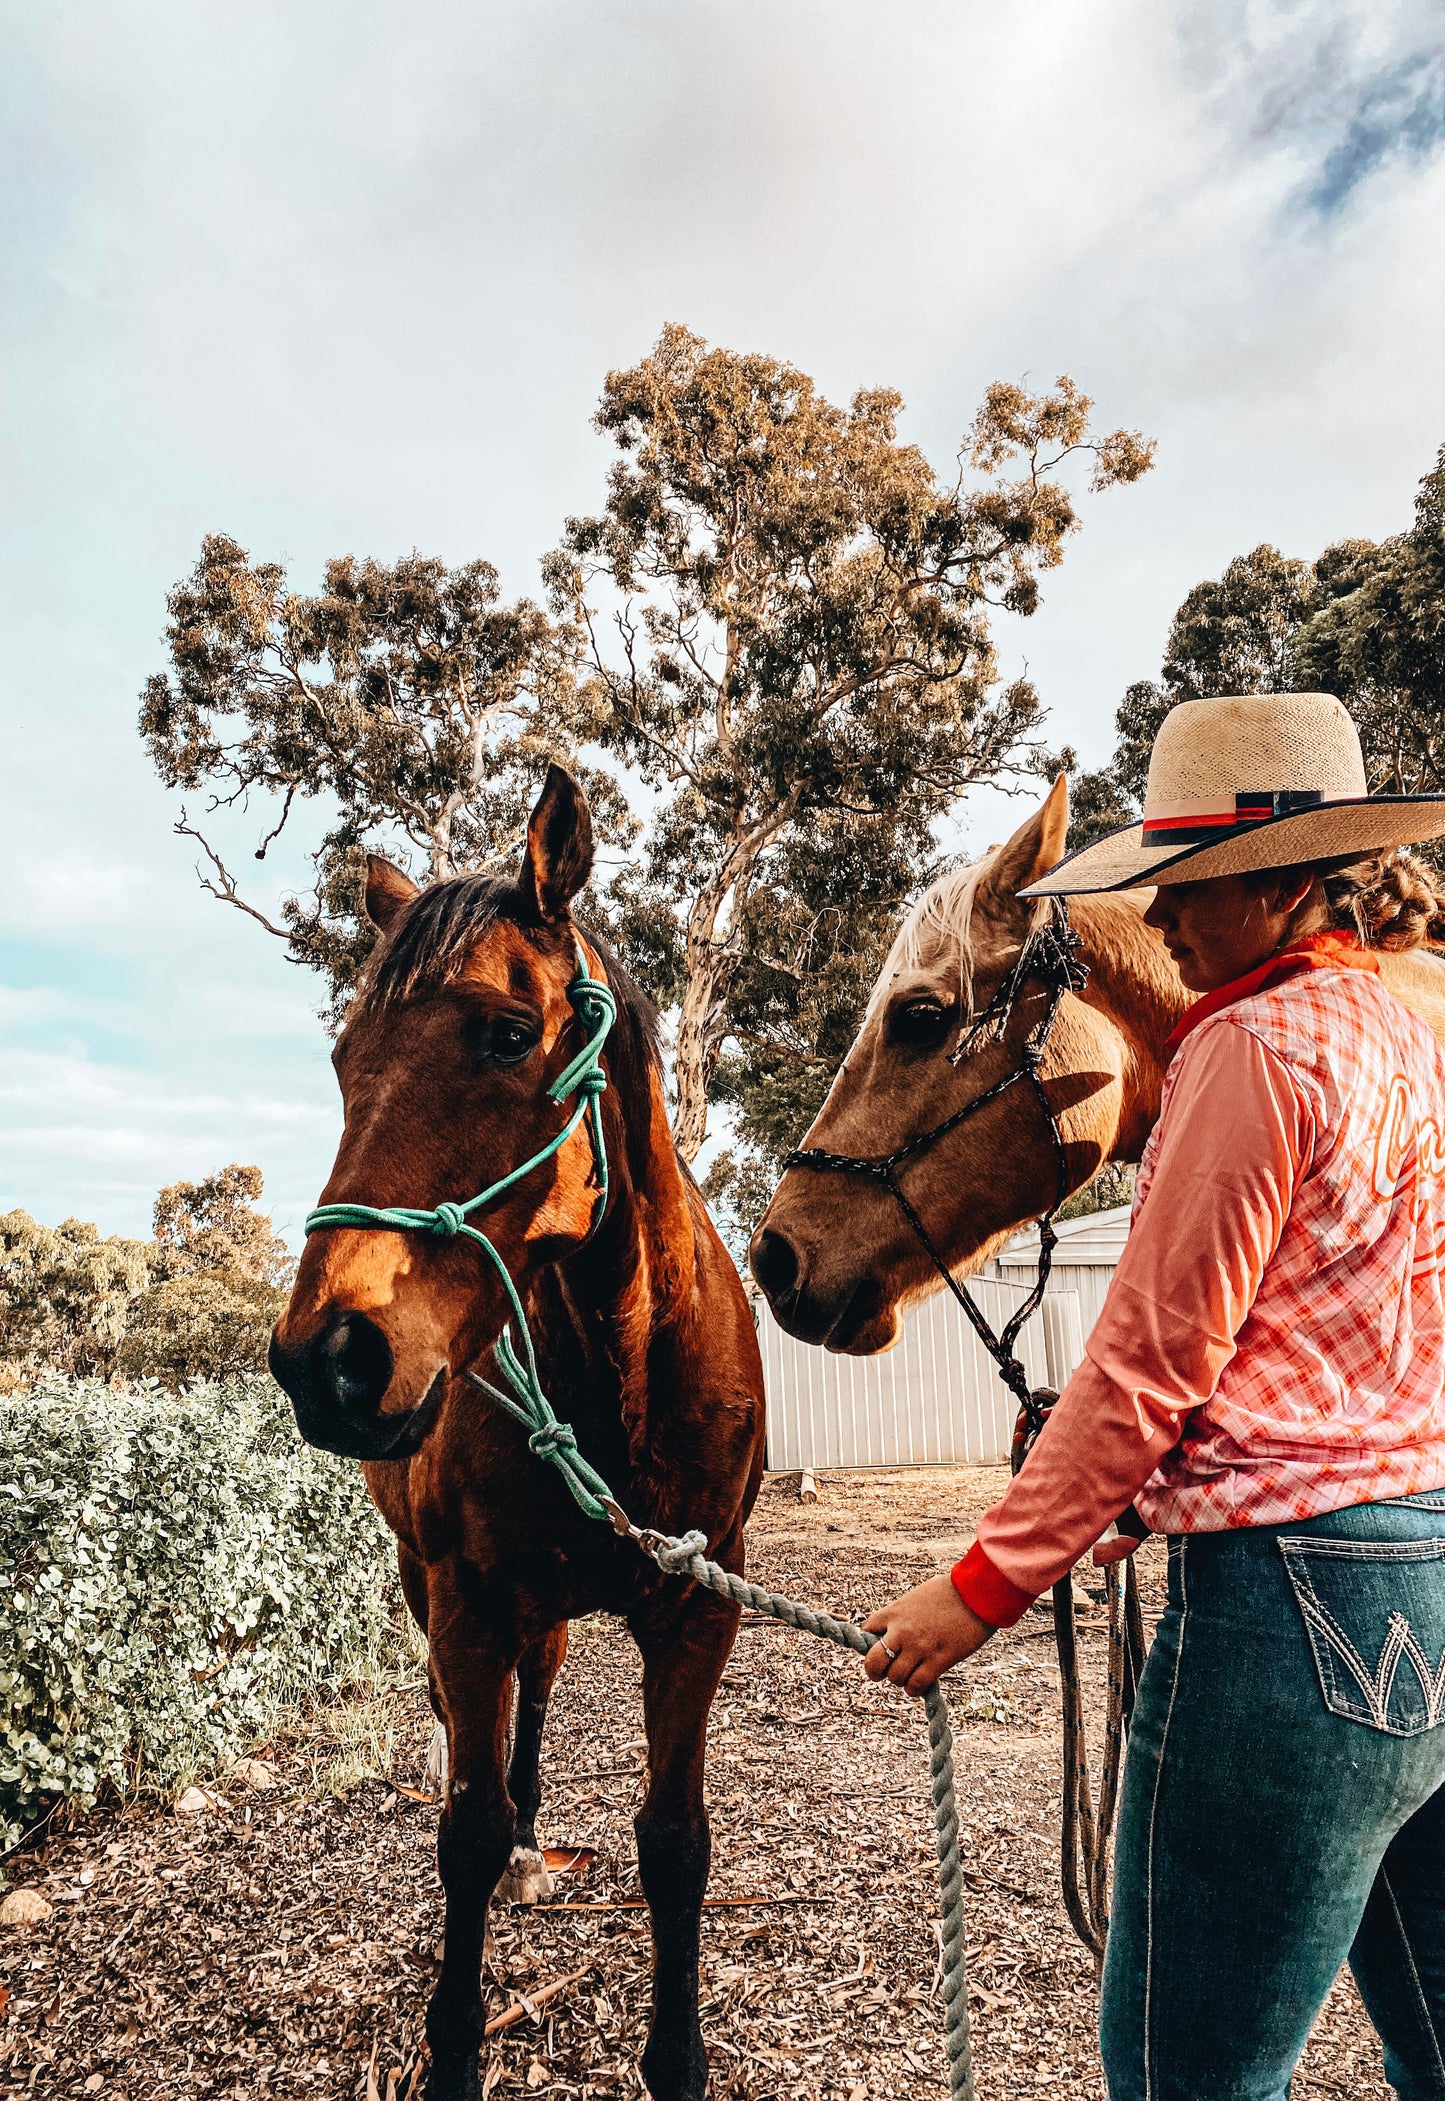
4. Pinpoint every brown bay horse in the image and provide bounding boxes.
[270,767,765,2101]
[753,774,1445,1352]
